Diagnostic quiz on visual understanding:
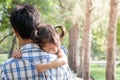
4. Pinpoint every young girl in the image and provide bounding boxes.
[13,25,68,72]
